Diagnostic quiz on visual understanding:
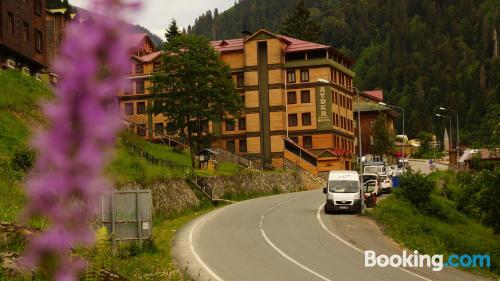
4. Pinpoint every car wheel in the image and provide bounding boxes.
[324,204,332,214]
